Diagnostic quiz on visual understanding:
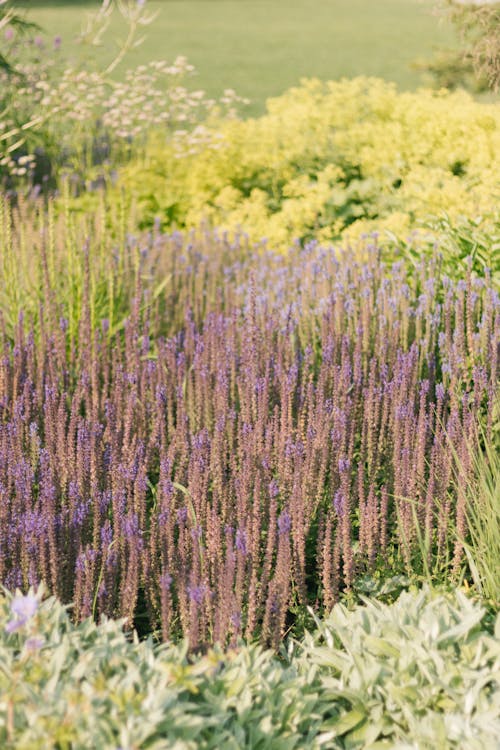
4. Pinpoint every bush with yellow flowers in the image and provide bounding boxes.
[116,77,500,251]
